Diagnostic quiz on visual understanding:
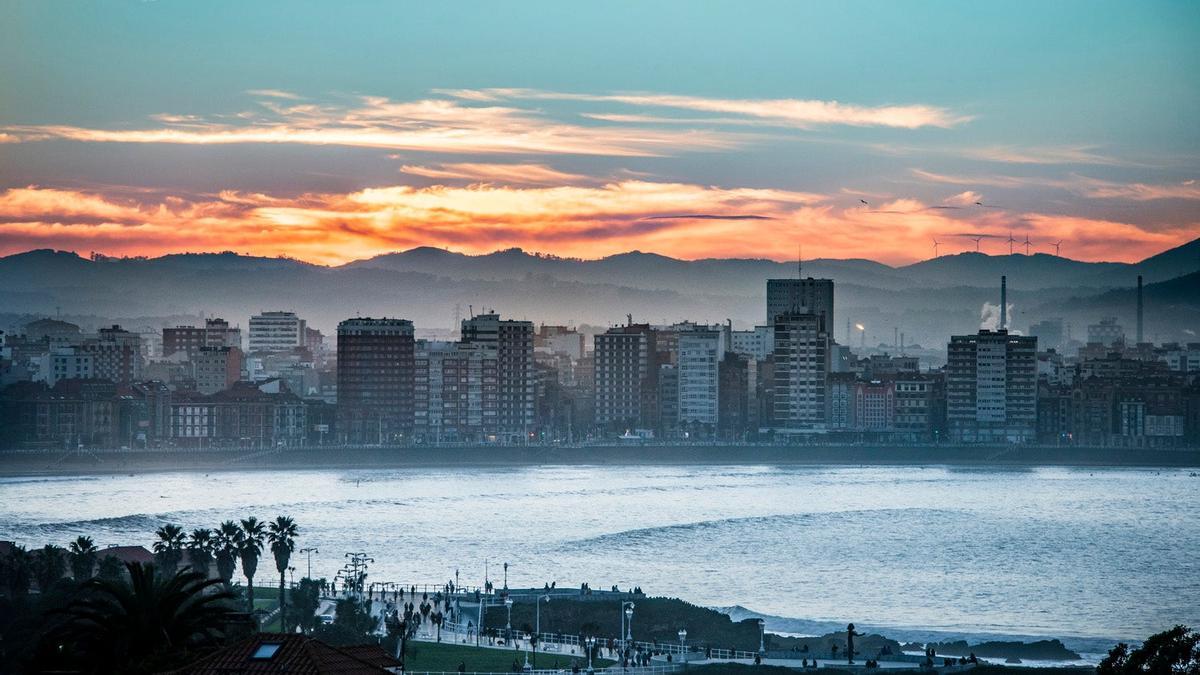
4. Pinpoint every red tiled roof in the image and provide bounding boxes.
[99,545,154,564]
[168,633,396,674]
